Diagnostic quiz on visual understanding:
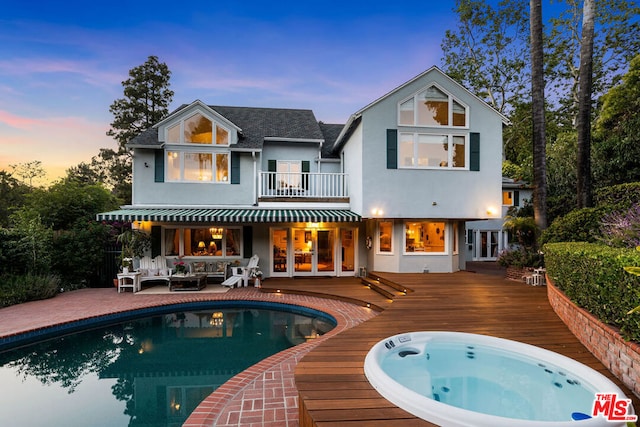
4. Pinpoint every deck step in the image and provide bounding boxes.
[368,273,413,294]
[361,276,399,300]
